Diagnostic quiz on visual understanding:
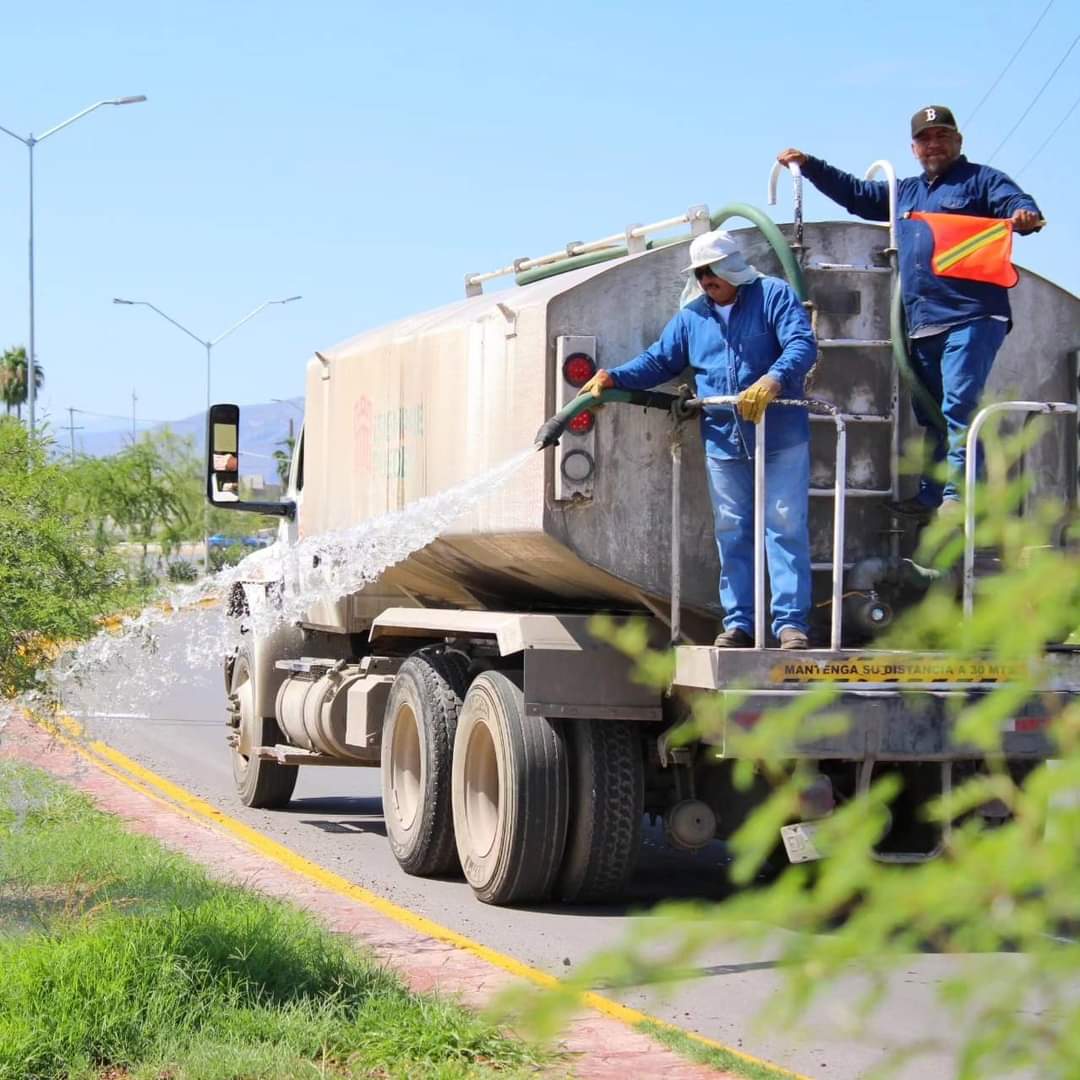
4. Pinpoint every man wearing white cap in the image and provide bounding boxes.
[579,229,818,649]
